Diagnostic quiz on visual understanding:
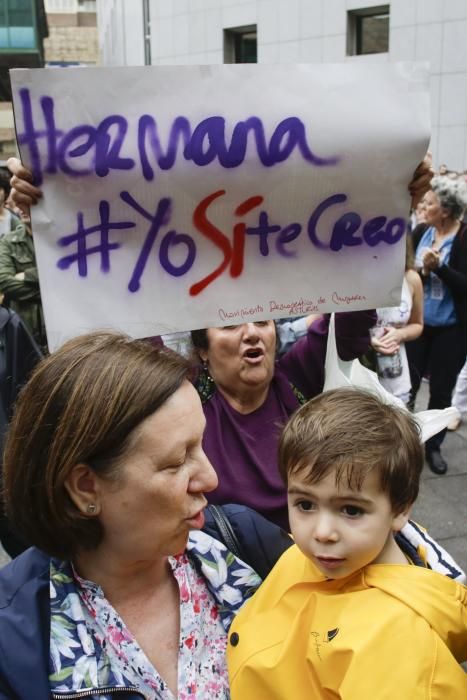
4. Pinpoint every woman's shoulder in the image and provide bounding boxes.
[405,268,423,293]
[0,547,50,606]
[0,548,51,699]
[0,223,28,245]
[455,222,467,246]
